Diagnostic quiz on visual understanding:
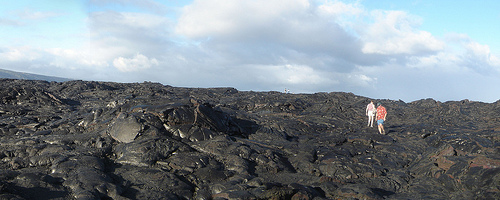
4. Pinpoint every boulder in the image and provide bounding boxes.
[108,112,143,143]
